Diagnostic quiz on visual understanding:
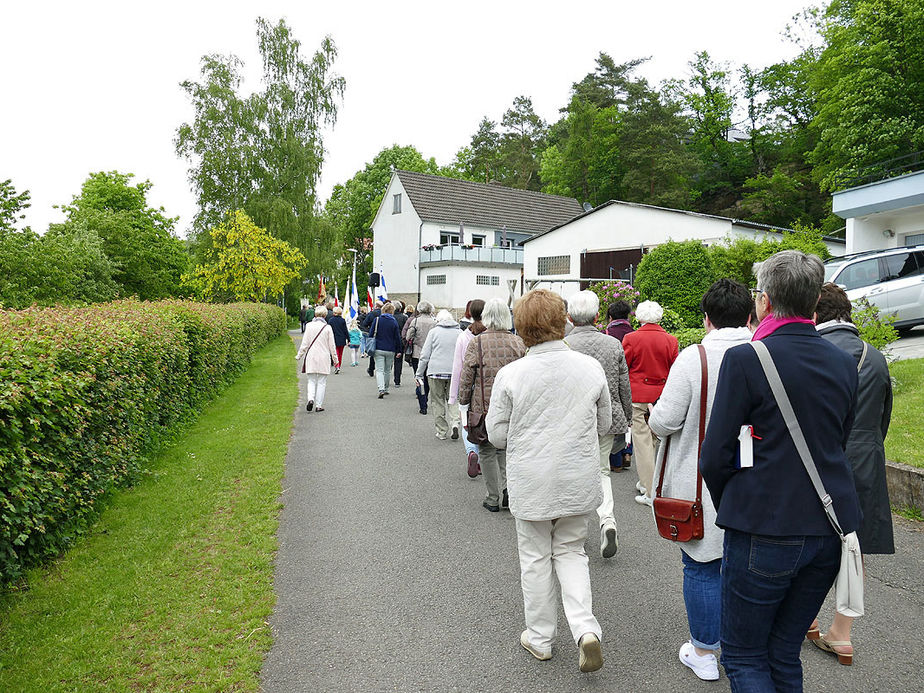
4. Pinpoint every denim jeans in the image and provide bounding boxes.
[374,351,394,392]
[721,529,841,693]
[681,550,721,650]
